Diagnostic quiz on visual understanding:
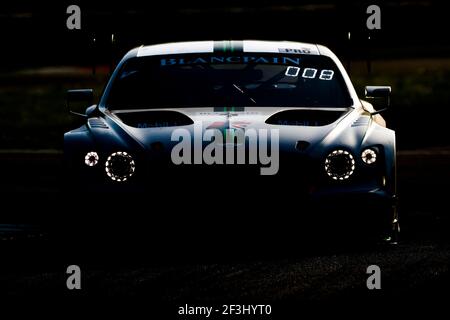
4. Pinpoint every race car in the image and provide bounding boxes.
[64,40,399,243]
